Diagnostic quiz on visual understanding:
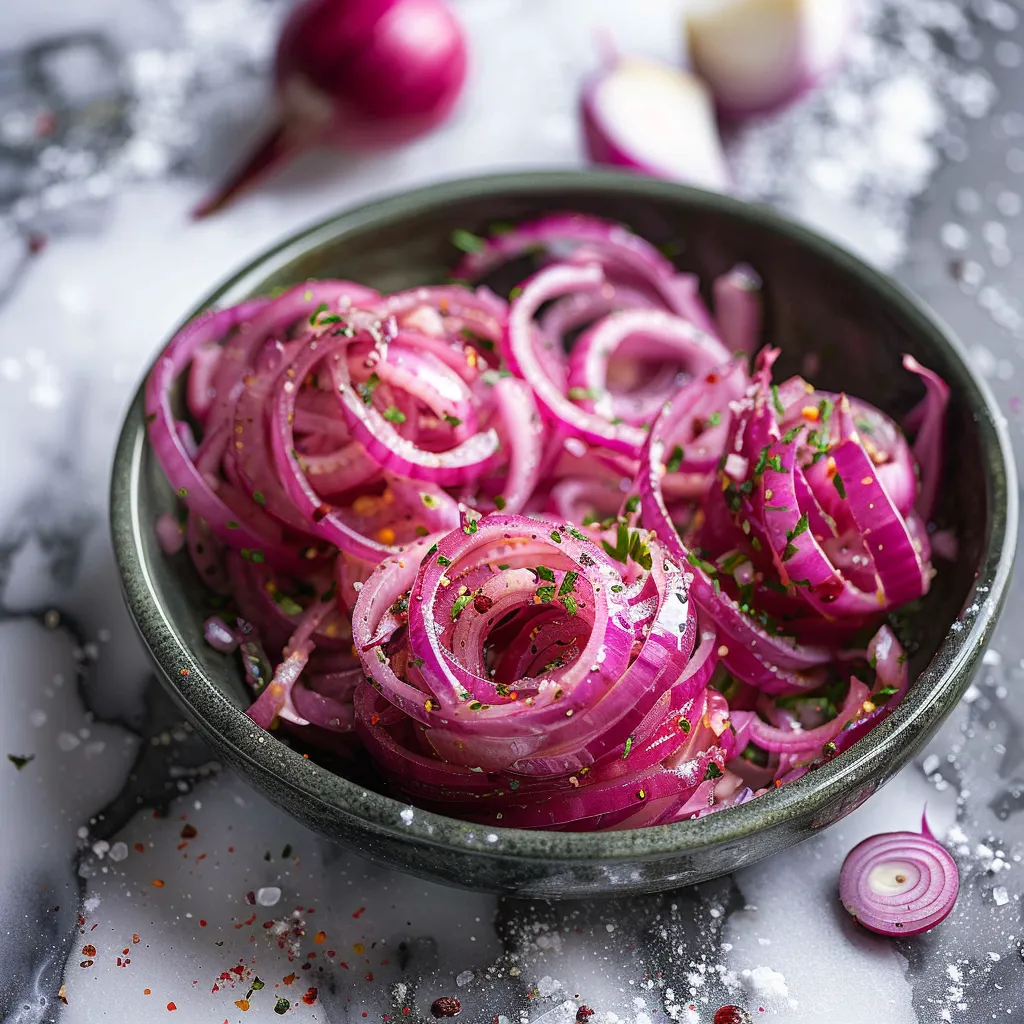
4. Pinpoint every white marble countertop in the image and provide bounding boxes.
[0,2,1022,1022]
